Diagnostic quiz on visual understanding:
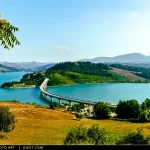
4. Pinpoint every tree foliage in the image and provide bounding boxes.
[139,110,150,122]
[64,125,150,145]
[0,14,20,49]
[64,124,111,145]
[46,61,111,77]
[115,99,142,119]
[0,106,16,132]
[49,102,60,110]
[75,113,84,121]
[141,98,150,110]
[117,128,150,144]
[70,103,85,112]
[94,102,111,119]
